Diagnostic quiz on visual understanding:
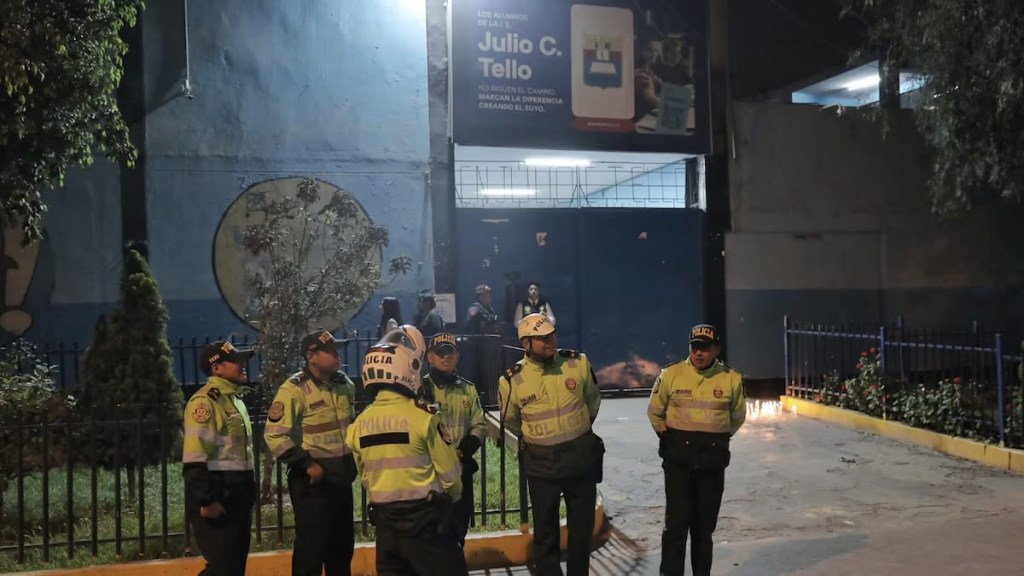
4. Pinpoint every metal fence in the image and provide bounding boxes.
[784,316,1024,446]
[0,408,528,565]
[0,331,526,565]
